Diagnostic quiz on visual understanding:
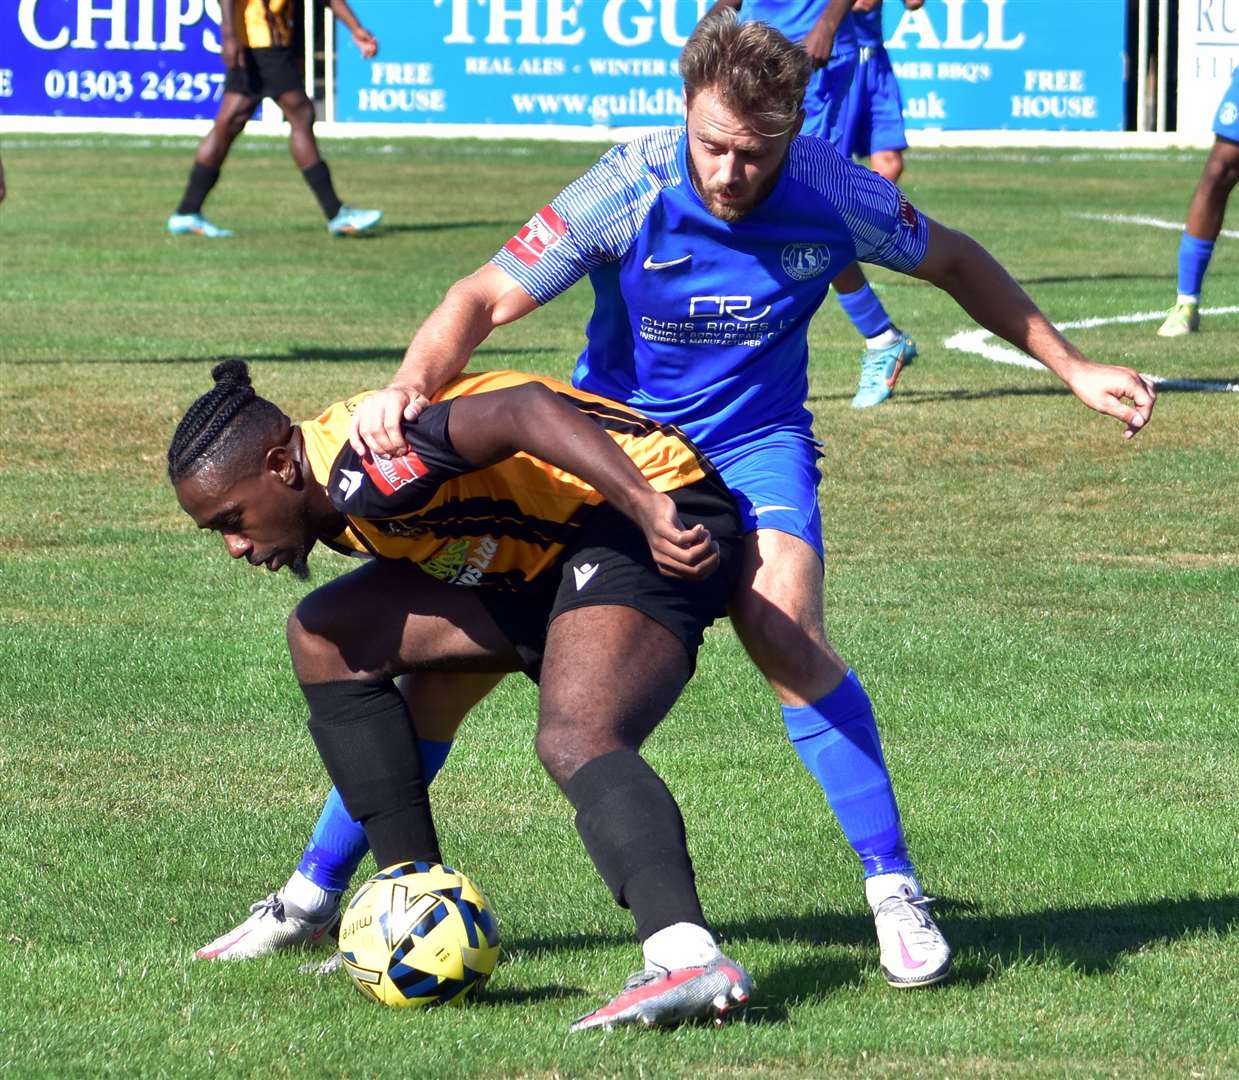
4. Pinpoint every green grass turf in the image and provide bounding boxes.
[0,133,1236,1077]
